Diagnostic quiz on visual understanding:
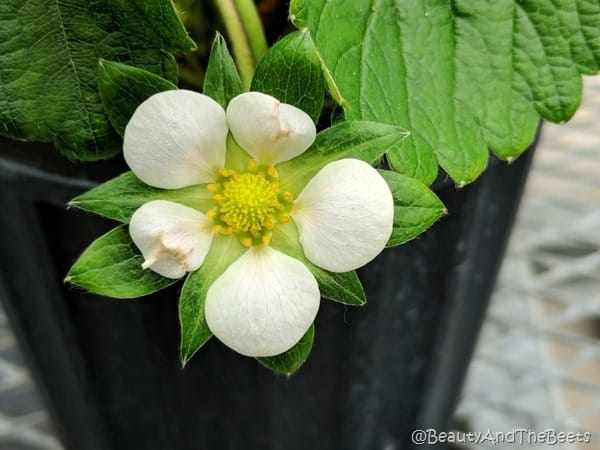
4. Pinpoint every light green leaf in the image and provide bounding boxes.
[69,172,215,223]
[320,57,350,110]
[179,235,246,366]
[289,1,348,109]
[203,33,244,109]
[0,0,194,161]
[378,170,446,247]
[66,225,175,299]
[289,0,308,28]
[277,120,409,195]
[251,30,325,122]
[257,325,315,375]
[98,60,177,136]
[297,0,600,183]
[271,222,366,306]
